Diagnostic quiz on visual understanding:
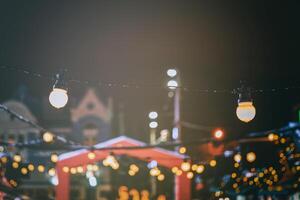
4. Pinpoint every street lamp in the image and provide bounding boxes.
[166,68,181,142]
[148,111,158,144]
[167,69,177,77]
[148,111,158,120]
